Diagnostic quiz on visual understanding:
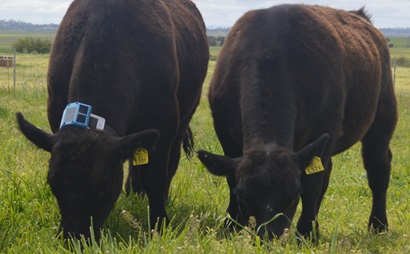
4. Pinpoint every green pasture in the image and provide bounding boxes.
[0,31,55,54]
[387,37,410,48]
[0,45,410,253]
